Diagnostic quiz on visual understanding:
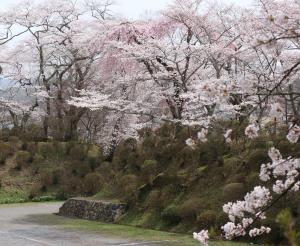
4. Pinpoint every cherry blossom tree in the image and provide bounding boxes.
[0,0,113,140]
